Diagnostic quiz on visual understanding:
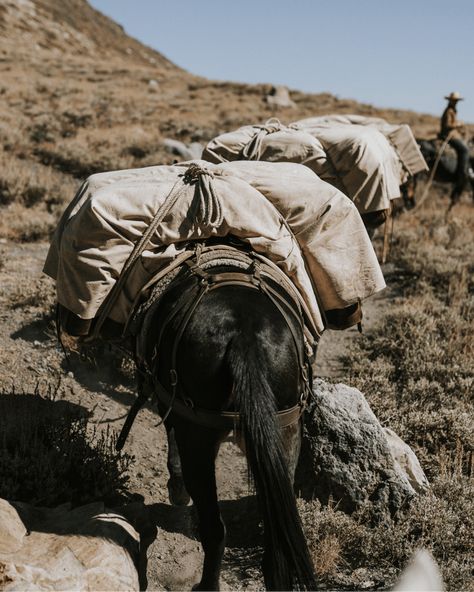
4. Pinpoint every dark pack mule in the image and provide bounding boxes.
[417,139,474,207]
[133,243,318,591]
